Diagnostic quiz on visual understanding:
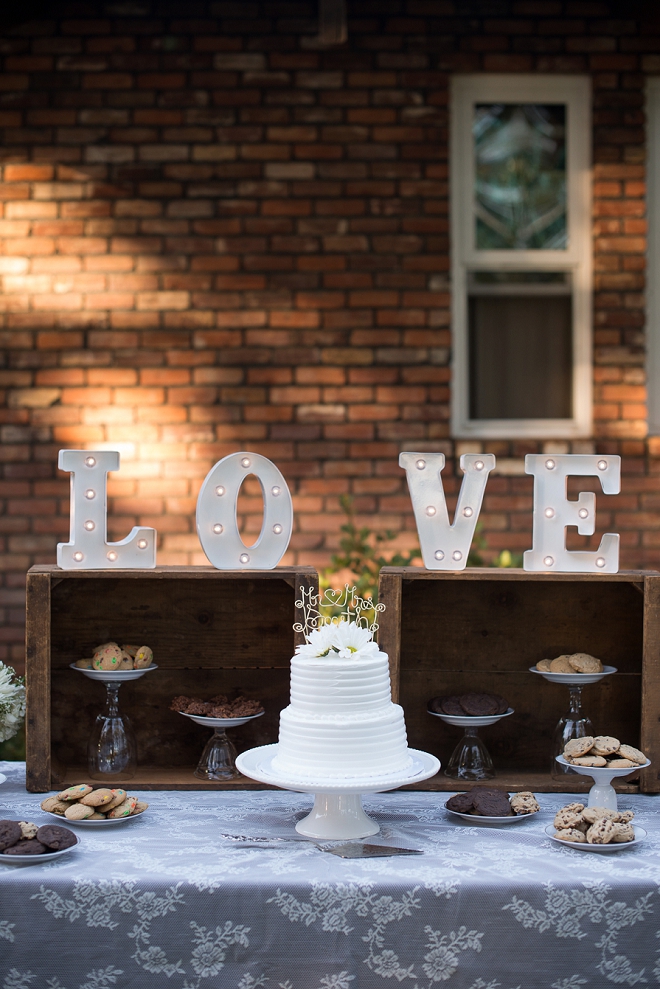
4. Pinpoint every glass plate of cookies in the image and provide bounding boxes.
[0,820,80,863]
[545,824,646,852]
[40,786,148,827]
[444,787,540,824]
